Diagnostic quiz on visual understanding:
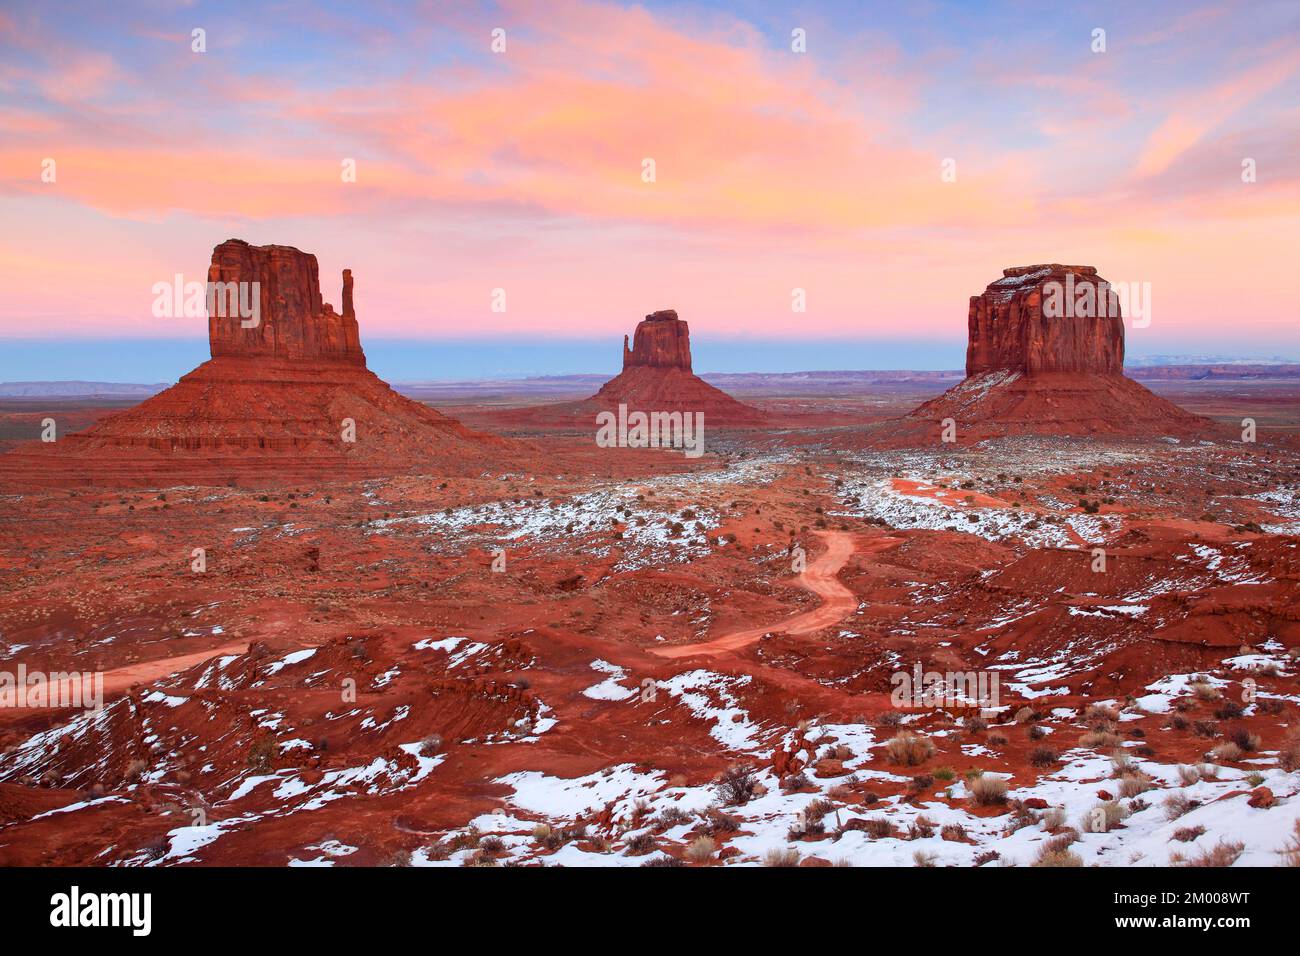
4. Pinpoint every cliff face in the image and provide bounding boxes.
[623,310,693,372]
[966,264,1123,376]
[207,240,364,364]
